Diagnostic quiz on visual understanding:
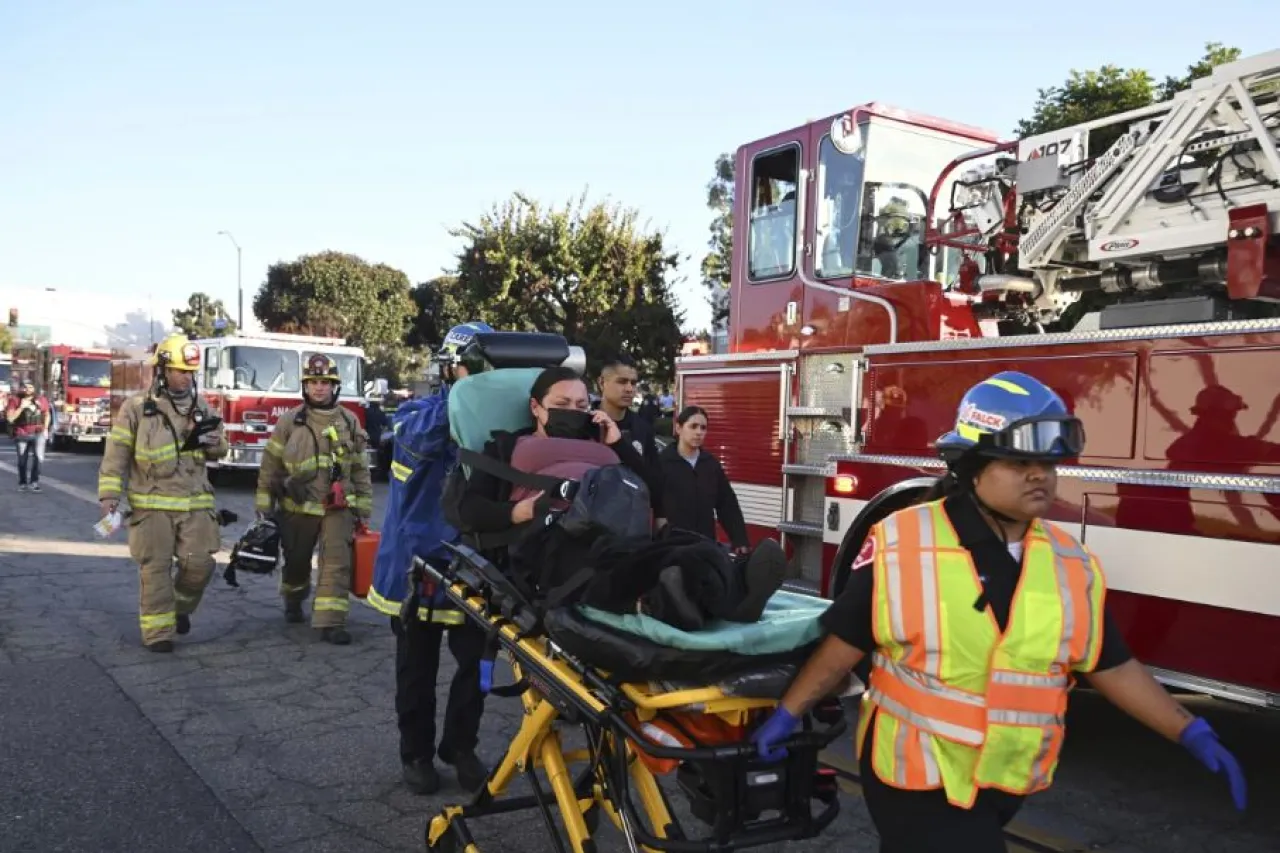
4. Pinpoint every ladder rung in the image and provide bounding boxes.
[778,521,823,537]
[783,463,833,477]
